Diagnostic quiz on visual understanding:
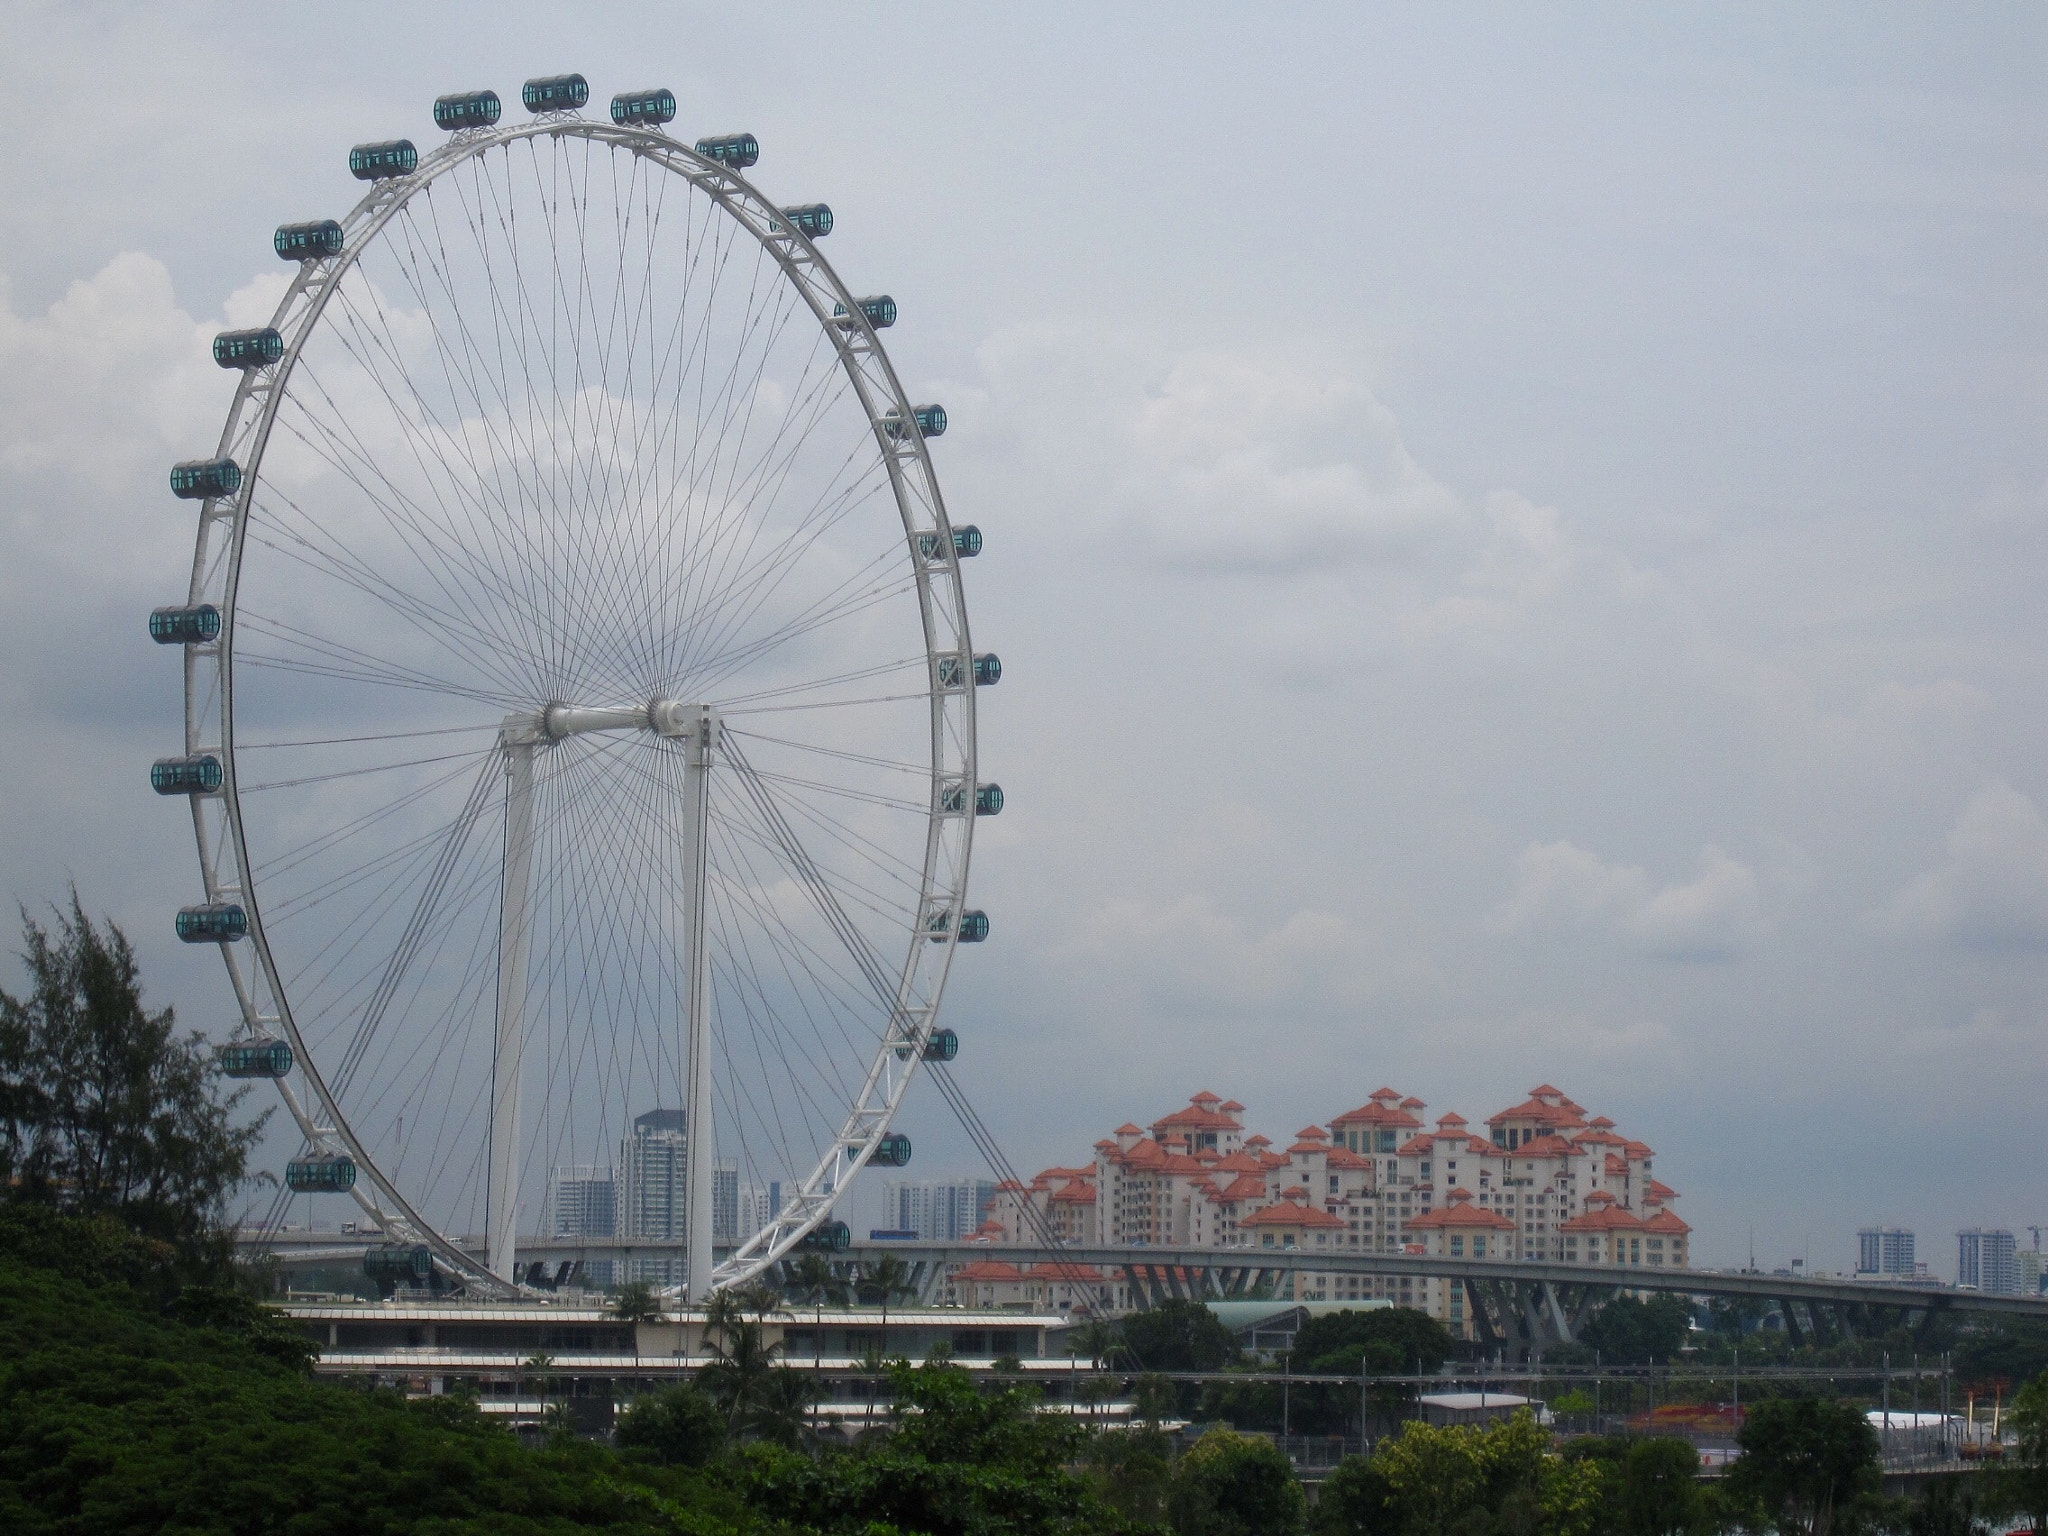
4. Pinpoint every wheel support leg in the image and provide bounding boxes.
[488,739,537,1282]
[682,708,718,1301]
